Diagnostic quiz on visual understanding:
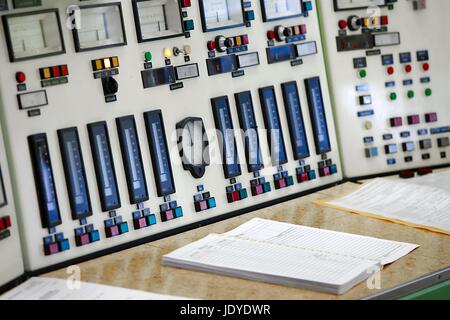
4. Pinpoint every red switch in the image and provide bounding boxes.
[300,24,307,34]
[52,66,61,78]
[338,20,347,29]
[380,16,389,25]
[404,64,412,73]
[60,65,69,76]
[387,66,395,75]
[267,30,276,40]
[241,34,249,45]
[181,0,191,7]
[422,63,430,72]
[16,72,26,83]
[207,40,216,51]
